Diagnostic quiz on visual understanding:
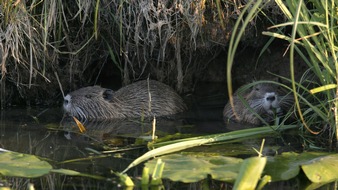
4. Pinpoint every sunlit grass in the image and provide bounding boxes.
[262,0,338,144]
